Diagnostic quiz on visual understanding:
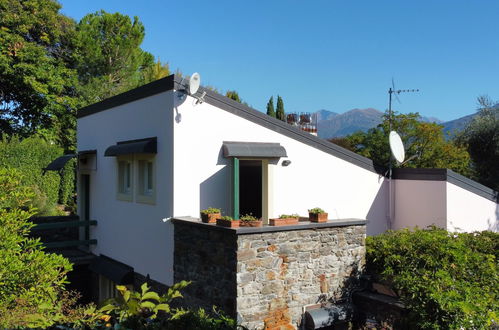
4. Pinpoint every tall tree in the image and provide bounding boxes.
[0,0,78,144]
[456,96,499,190]
[140,58,170,85]
[225,90,241,103]
[276,95,285,121]
[345,112,471,176]
[266,96,275,118]
[75,10,154,104]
